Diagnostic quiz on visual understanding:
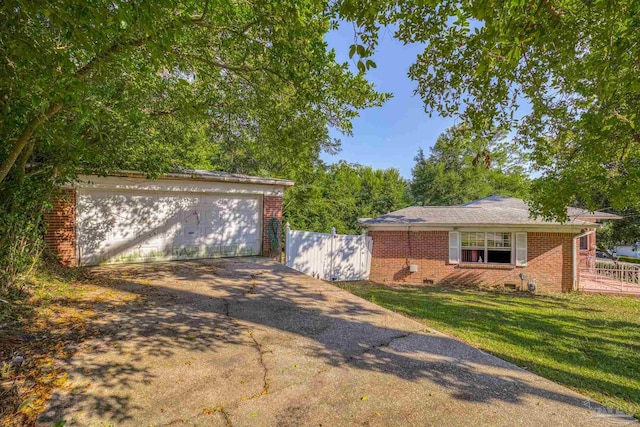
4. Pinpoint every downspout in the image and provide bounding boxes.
[572,229,596,291]
[406,226,412,268]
